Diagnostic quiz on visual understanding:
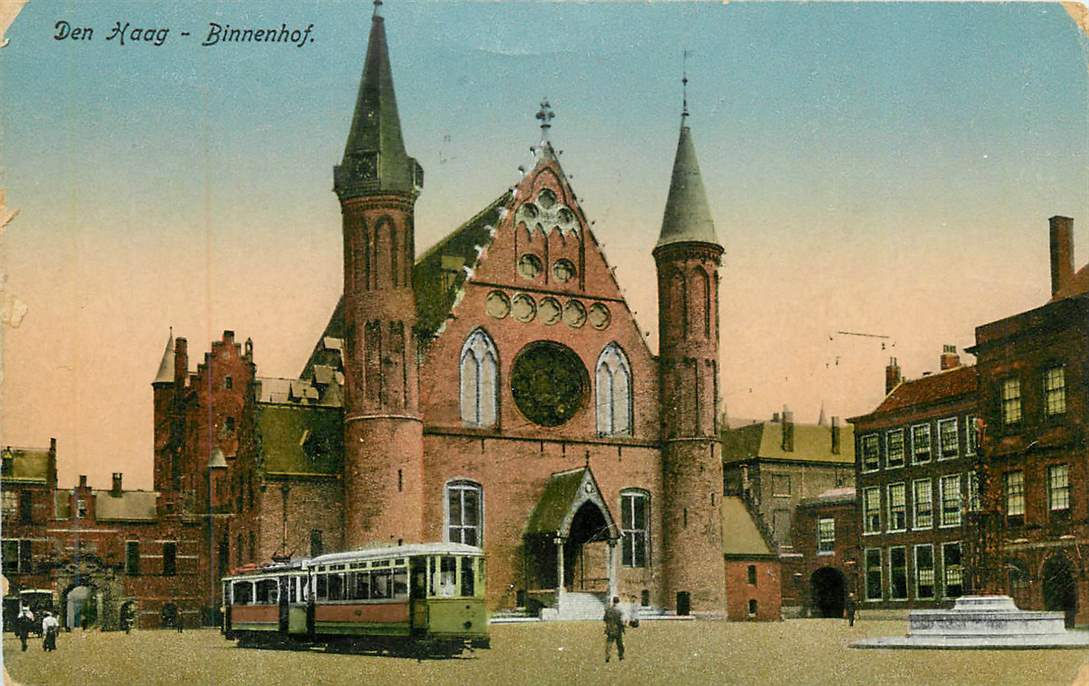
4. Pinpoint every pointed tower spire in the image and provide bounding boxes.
[153,329,174,385]
[334,4,422,199]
